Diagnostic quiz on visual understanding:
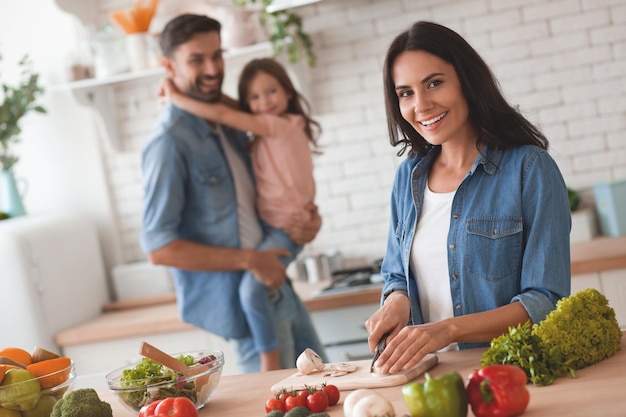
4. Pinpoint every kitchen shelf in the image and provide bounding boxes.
[266,0,322,13]
[51,41,273,92]
[50,41,274,152]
